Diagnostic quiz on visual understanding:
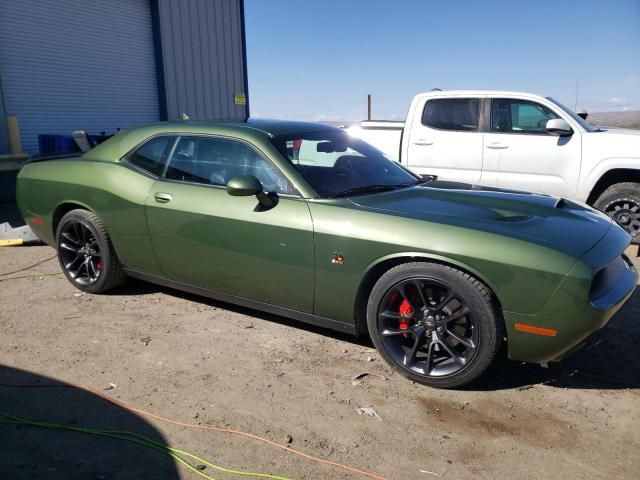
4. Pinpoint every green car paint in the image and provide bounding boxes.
[16,119,637,364]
